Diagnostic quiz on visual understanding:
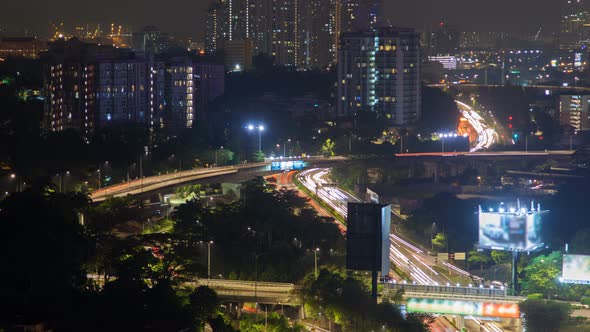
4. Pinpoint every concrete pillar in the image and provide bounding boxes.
[455,315,465,330]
